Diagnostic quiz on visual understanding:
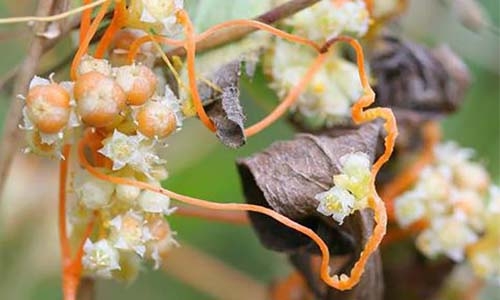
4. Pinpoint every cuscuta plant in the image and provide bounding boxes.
[1,0,399,299]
